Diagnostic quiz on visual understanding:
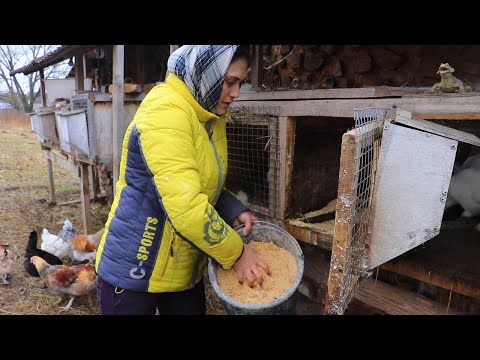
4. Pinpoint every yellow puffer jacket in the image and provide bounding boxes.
[95,73,245,293]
